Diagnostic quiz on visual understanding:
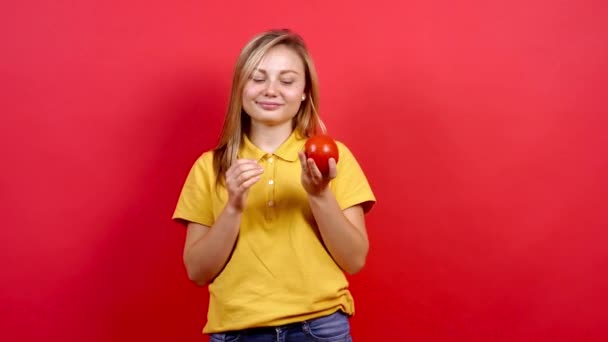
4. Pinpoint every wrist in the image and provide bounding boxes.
[307,187,332,202]
[224,203,243,216]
